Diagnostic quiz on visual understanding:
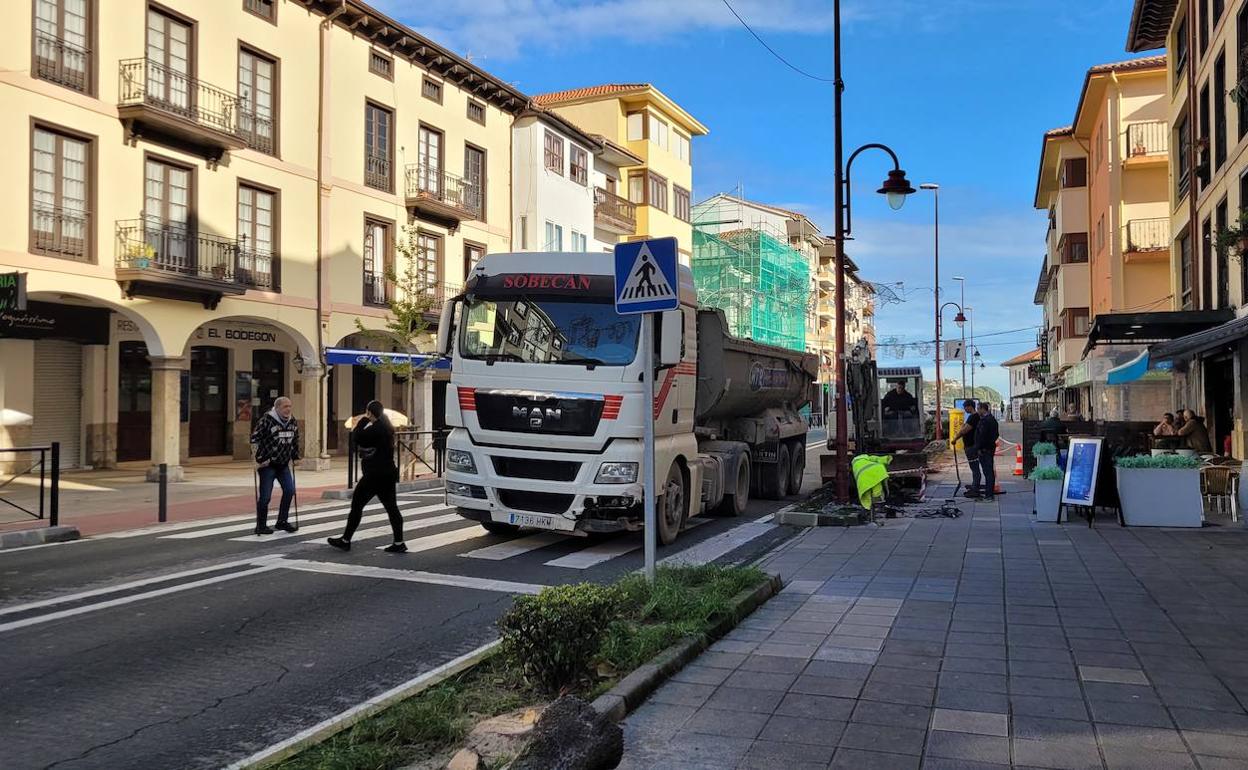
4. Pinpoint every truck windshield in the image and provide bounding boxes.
[459,298,641,366]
